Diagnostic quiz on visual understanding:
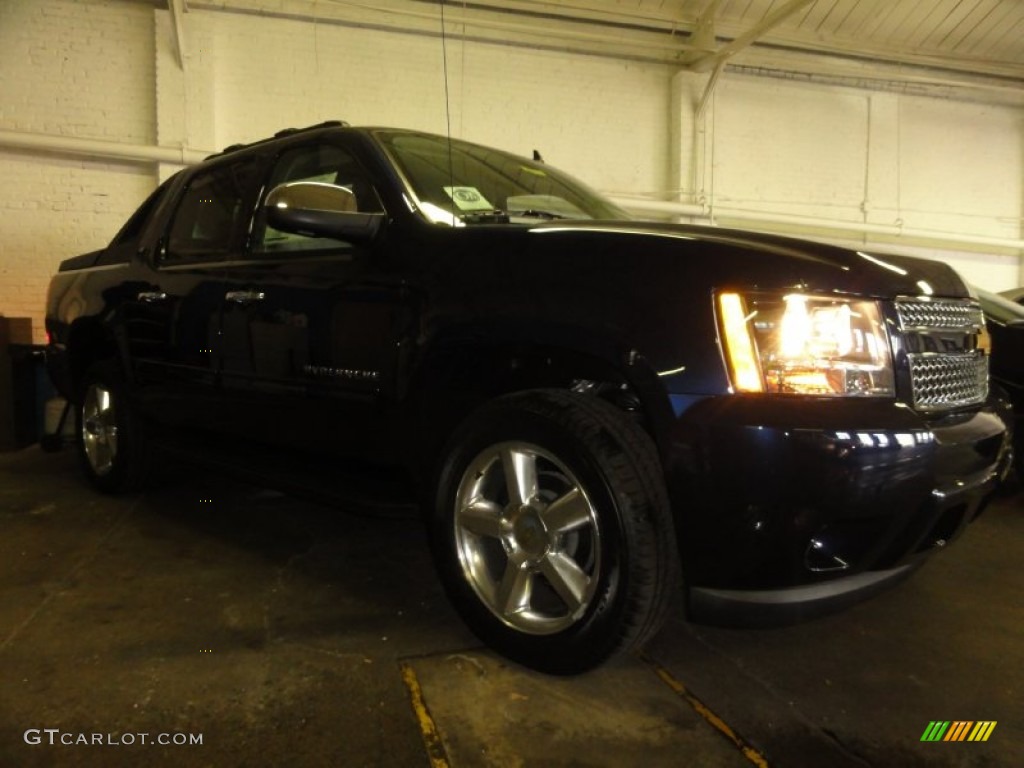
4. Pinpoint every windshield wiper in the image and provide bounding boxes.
[461,210,510,224]
[460,208,572,224]
[508,209,567,220]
